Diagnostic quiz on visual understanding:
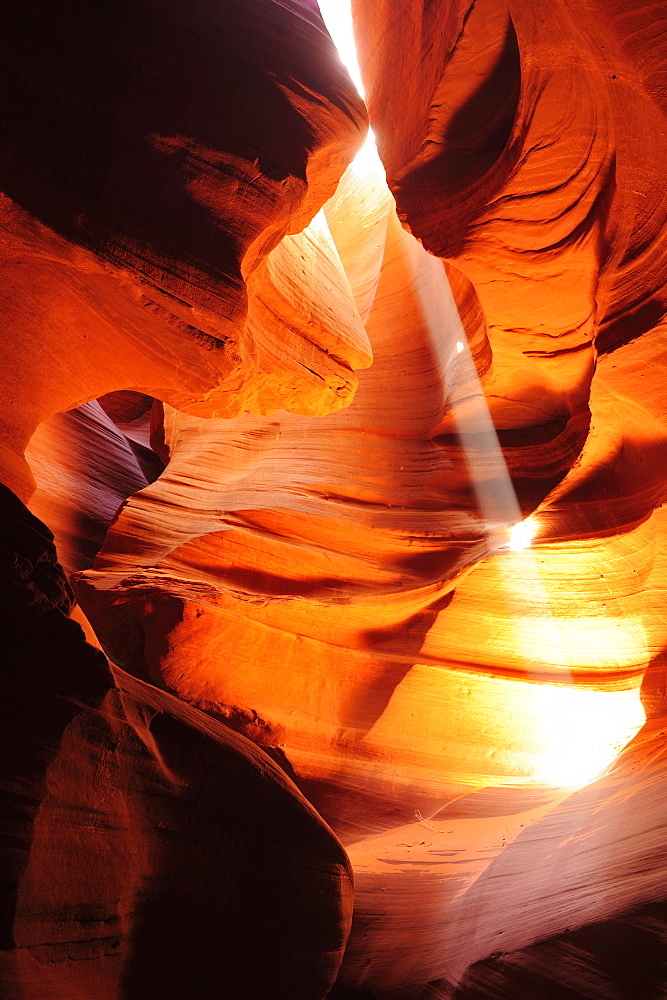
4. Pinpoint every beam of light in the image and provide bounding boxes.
[318,0,390,323]
[531,684,646,787]
[317,0,365,97]
[401,223,524,535]
[318,0,646,791]
[395,231,646,789]
[318,0,382,177]
[509,516,537,551]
